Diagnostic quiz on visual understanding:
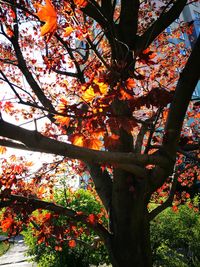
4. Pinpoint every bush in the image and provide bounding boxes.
[23,188,109,267]
[151,201,200,267]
